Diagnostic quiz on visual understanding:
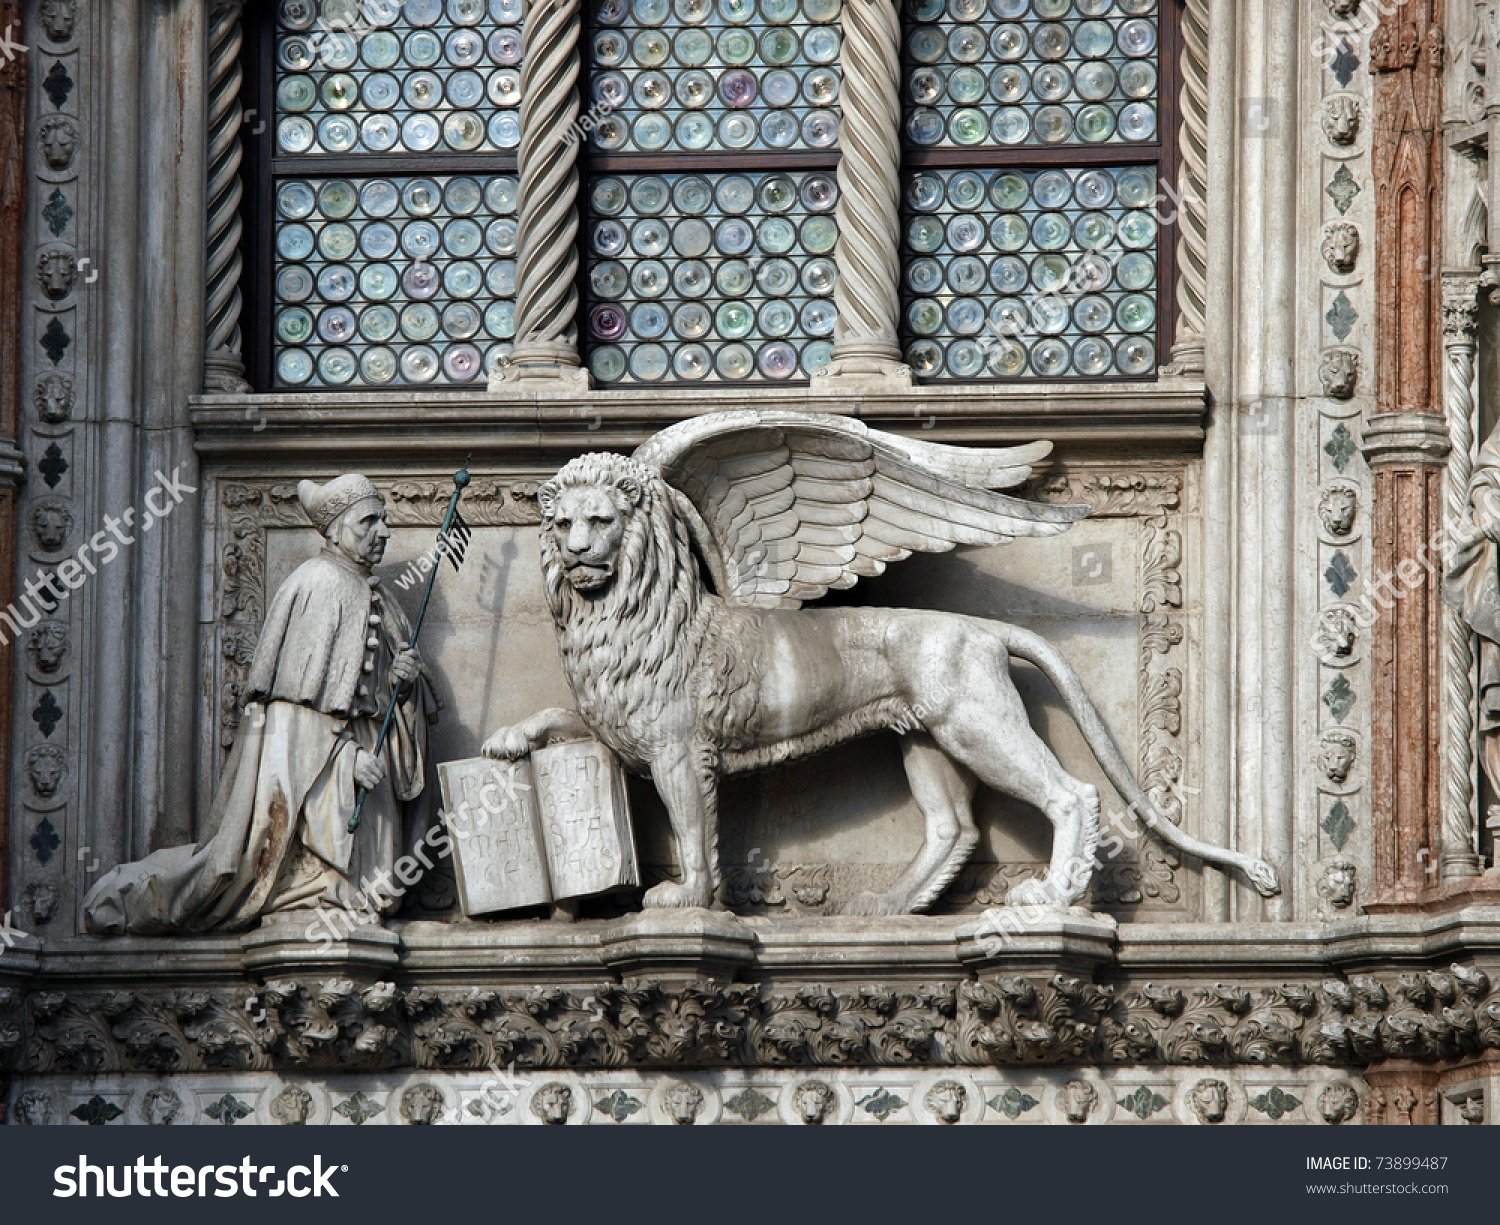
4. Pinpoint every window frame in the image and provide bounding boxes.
[896,0,1182,381]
